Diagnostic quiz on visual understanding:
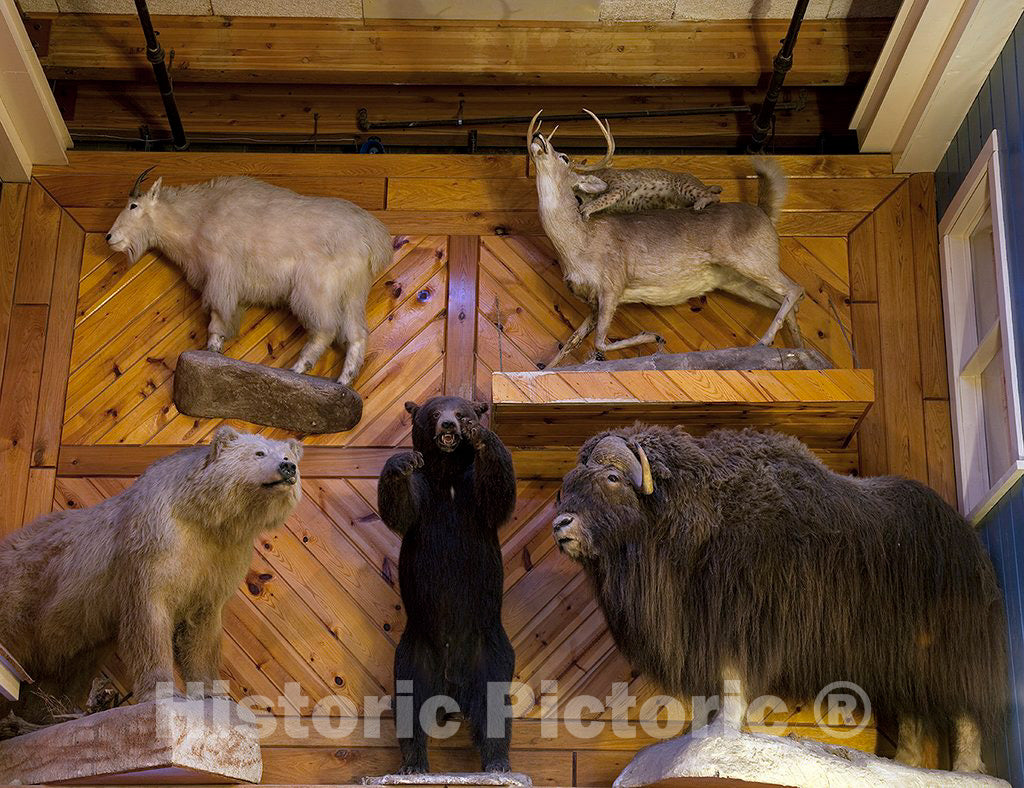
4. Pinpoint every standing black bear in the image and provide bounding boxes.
[378,396,517,773]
